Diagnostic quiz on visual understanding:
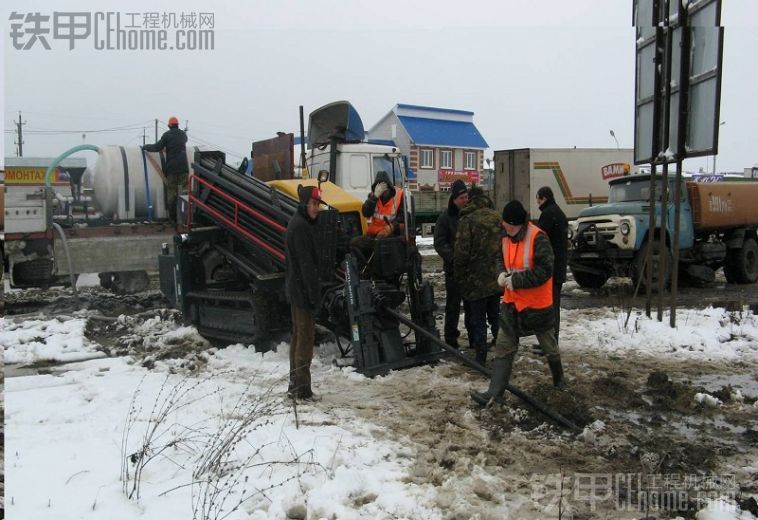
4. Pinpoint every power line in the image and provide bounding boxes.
[21,120,154,134]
